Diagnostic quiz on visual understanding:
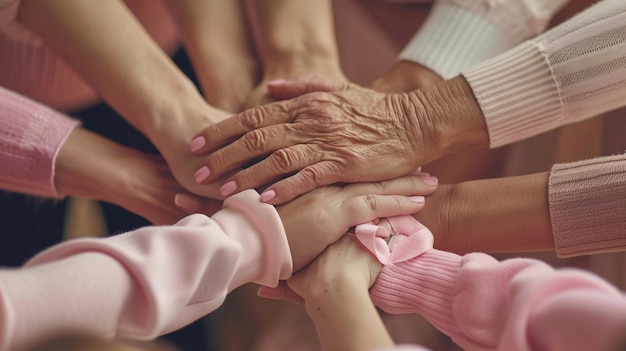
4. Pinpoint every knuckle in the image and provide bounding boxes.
[370,181,386,194]
[209,151,227,170]
[242,129,268,153]
[240,108,266,130]
[271,149,297,171]
[301,166,325,188]
[363,194,379,212]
